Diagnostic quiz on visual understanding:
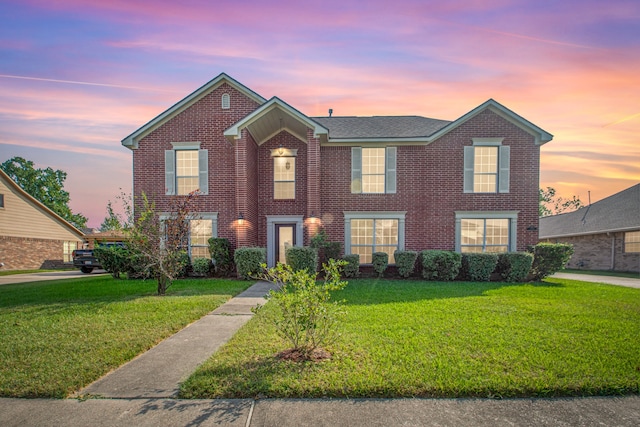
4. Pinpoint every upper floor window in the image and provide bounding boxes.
[221,93,230,110]
[351,146,396,194]
[624,231,640,253]
[274,157,295,199]
[165,142,208,195]
[0,193,4,208]
[464,138,510,193]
